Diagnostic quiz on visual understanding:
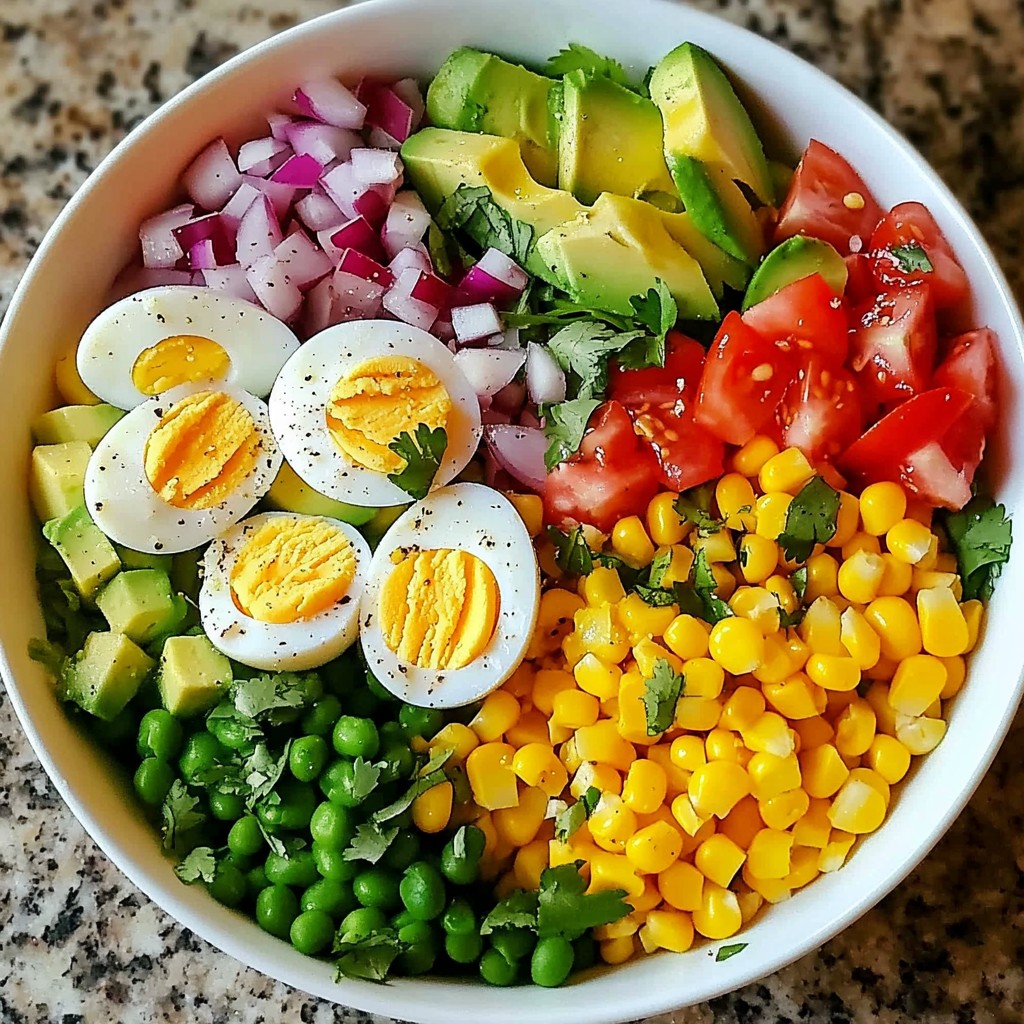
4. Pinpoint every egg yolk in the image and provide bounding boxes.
[378,548,500,670]
[229,516,356,623]
[143,389,261,510]
[326,355,452,474]
[131,335,231,396]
